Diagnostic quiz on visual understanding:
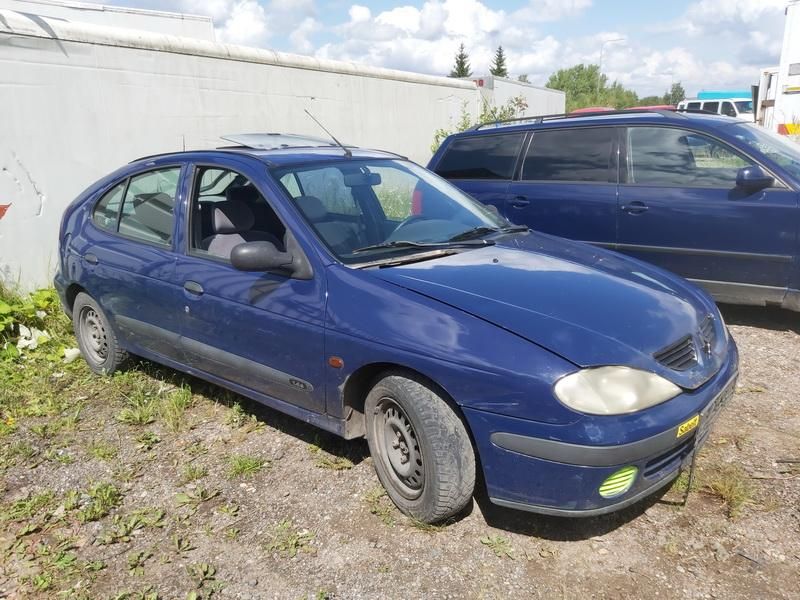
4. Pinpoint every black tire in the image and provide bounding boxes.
[365,372,475,523]
[72,292,128,375]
